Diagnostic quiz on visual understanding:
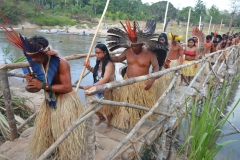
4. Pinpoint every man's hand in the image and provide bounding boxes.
[27,79,43,90]
[144,79,155,90]
[194,64,198,68]
[25,73,36,82]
